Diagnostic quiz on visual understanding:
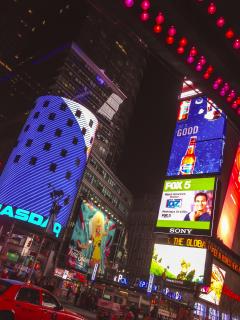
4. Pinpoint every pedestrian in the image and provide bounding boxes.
[1,267,9,279]
[74,286,81,306]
